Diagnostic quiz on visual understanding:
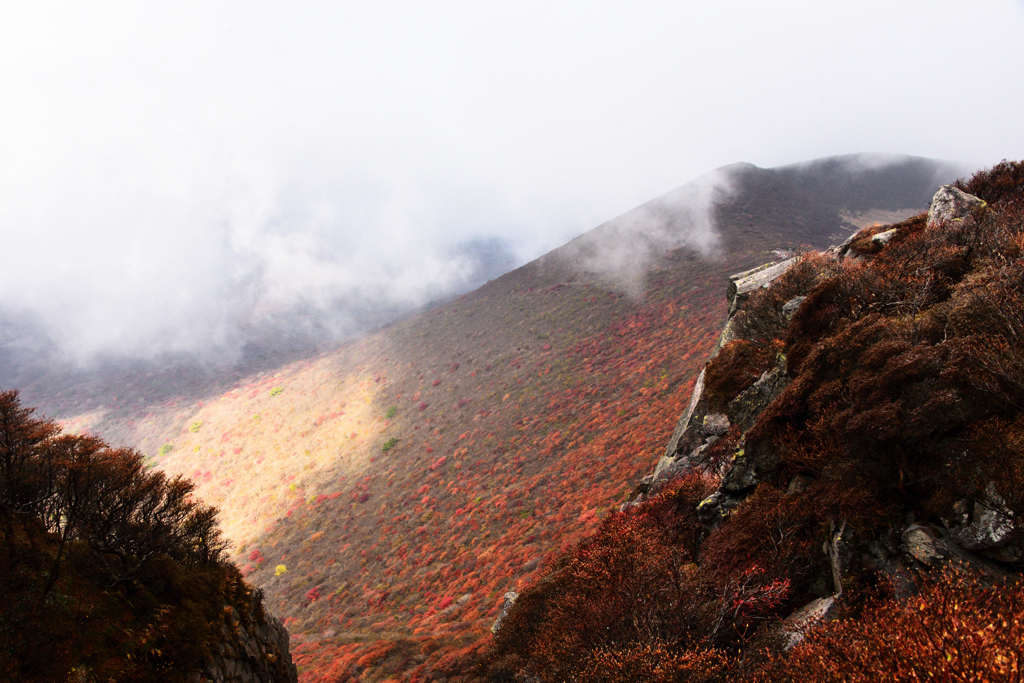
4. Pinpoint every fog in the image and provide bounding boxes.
[556,167,731,296]
[1,1,1022,363]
